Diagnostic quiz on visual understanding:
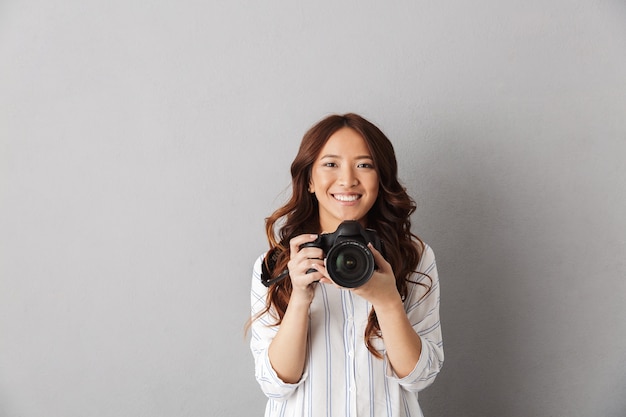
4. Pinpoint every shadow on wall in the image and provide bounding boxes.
[412,120,626,417]
[413,123,530,417]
